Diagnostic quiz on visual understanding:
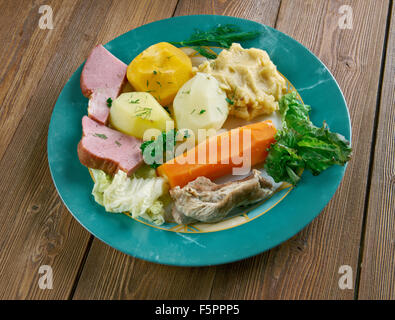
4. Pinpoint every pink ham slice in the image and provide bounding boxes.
[78,116,143,176]
[80,45,127,125]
